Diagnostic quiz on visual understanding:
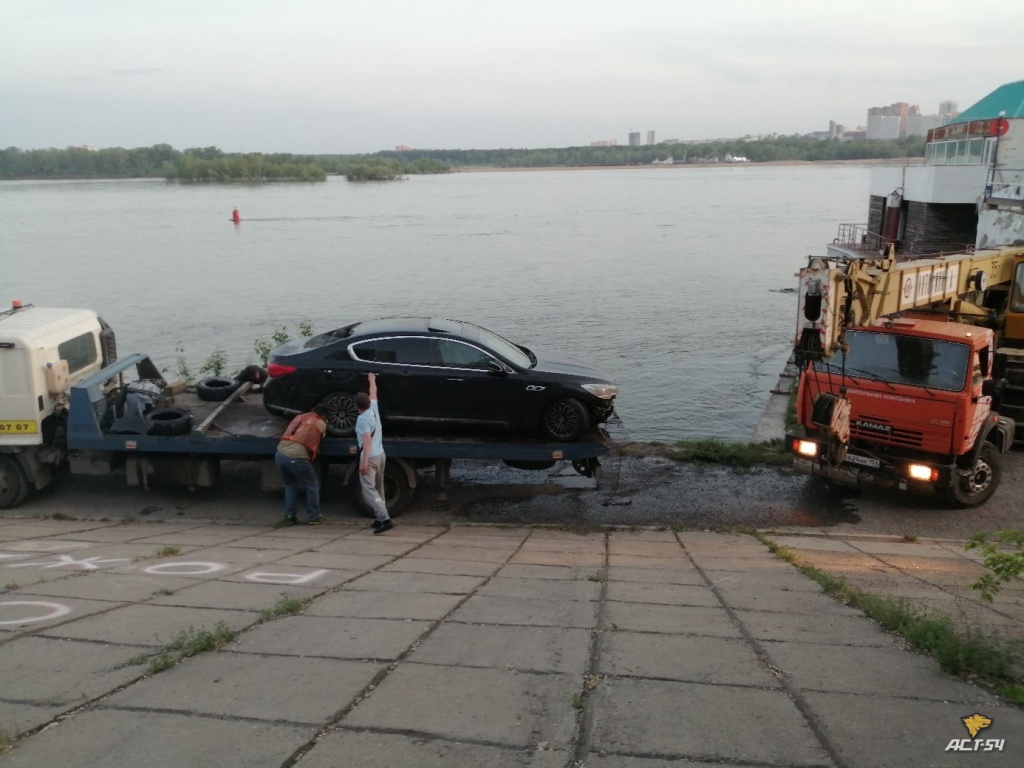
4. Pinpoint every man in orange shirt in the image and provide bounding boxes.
[275,403,329,525]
